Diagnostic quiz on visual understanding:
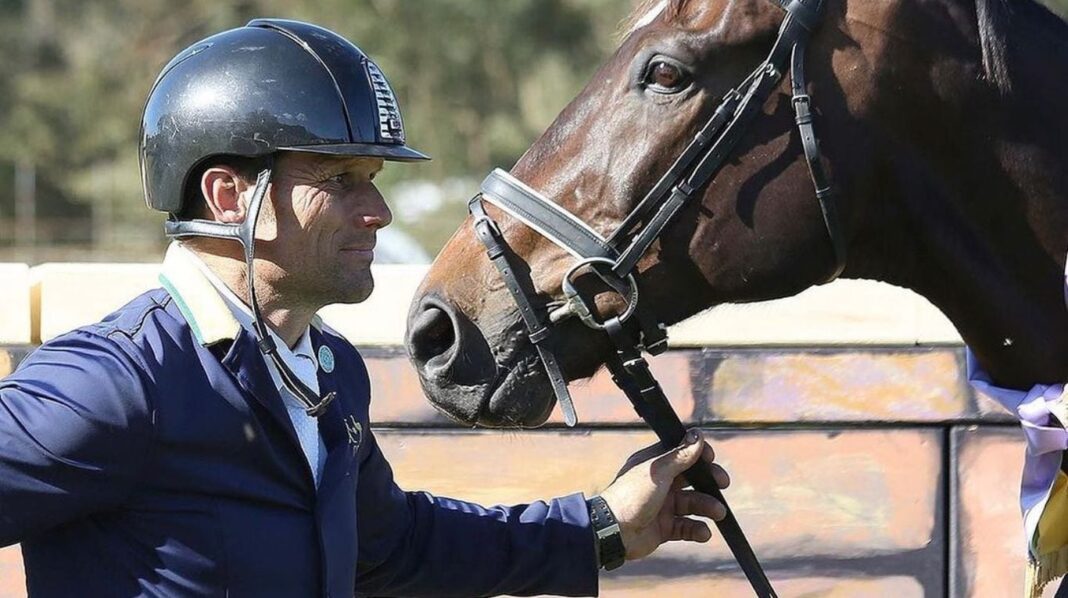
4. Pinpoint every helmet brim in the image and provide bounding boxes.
[280,142,430,162]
